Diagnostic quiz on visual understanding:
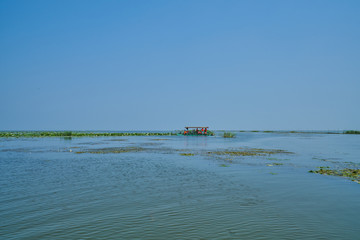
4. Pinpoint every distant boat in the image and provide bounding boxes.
[179,127,214,136]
